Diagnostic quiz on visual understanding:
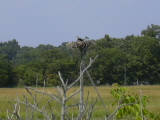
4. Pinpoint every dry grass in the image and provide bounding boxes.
[0,85,160,119]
